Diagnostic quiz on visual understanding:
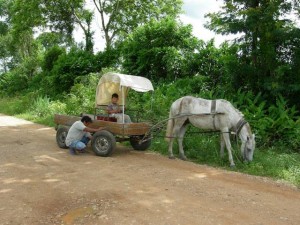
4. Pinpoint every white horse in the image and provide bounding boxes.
[165,96,255,167]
